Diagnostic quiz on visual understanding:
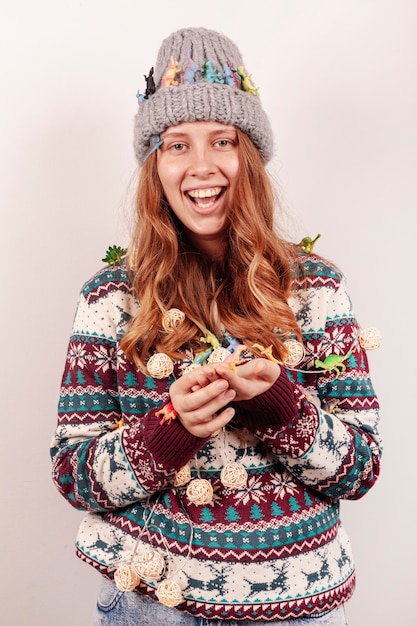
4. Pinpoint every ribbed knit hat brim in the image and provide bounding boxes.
[133,28,274,163]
